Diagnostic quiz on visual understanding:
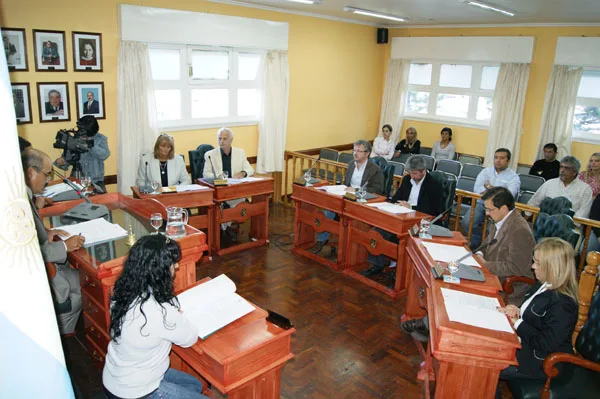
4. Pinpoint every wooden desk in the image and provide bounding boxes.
[131,186,215,260]
[342,201,425,298]
[291,185,347,270]
[39,193,207,368]
[404,235,520,398]
[171,279,295,399]
[198,178,273,256]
